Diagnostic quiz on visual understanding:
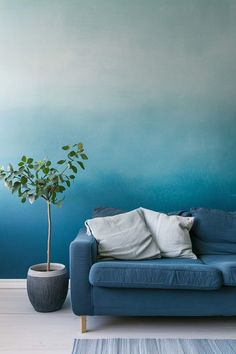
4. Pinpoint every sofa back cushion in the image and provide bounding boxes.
[190,208,236,255]
[93,207,126,218]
